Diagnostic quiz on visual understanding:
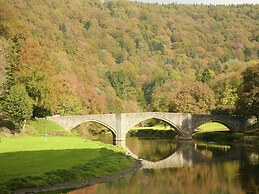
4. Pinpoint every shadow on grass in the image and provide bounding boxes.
[0,148,134,193]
